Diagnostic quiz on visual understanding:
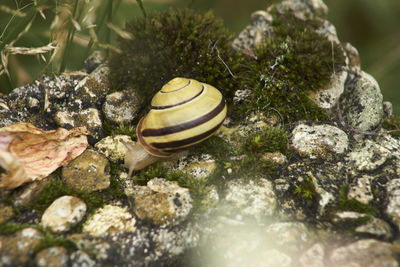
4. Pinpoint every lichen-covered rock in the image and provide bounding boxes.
[386,179,400,232]
[347,175,373,204]
[0,228,44,266]
[84,50,107,73]
[310,70,347,109]
[62,149,110,191]
[102,90,141,124]
[95,135,132,162]
[290,123,348,159]
[270,0,328,20]
[333,211,393,240]
[0,203,14,223]
[125,178,192,225]
[329,239,398,267]
[347,133,400,171]
[224,178,276,220]
[41,195,87,233]
[343,42,361,74]
[83,205,136,237]
[69,250,95,267]
[299,242,325,267]
[173,153,217,180]
[265,222,310,253]
[35,246,69,267]
[232,10,273,51]
[342,71,384,131]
